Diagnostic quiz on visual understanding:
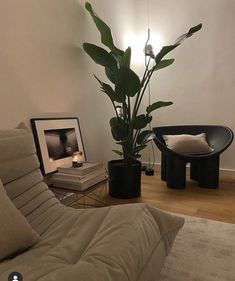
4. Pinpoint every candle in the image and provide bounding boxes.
[72,151,84,167]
